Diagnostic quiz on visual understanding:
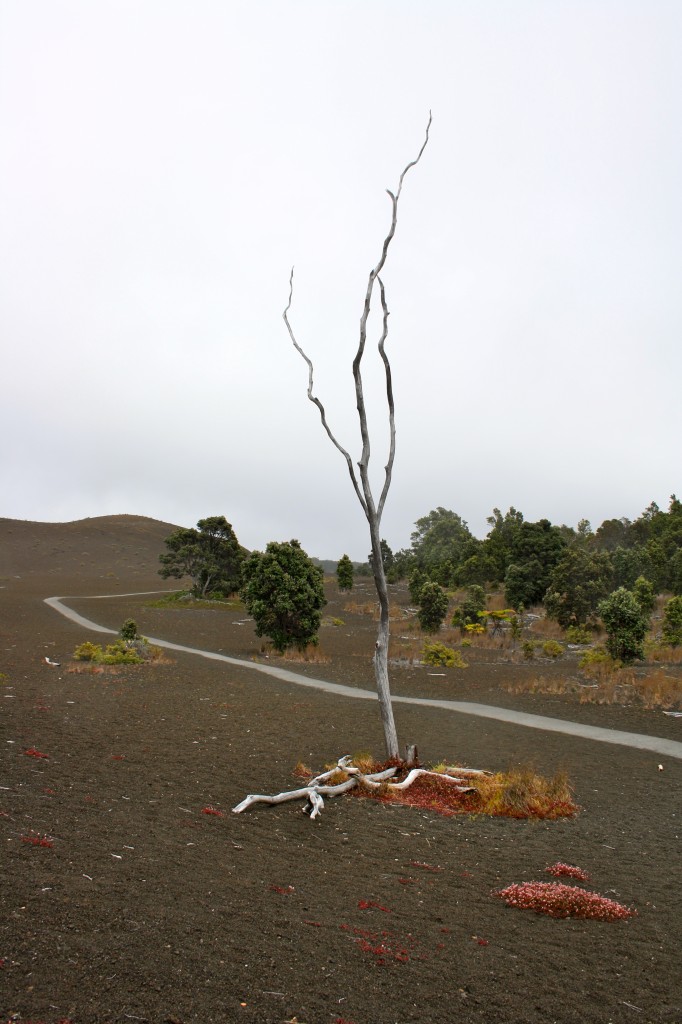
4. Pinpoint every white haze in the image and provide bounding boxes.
[1,1,681,560]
